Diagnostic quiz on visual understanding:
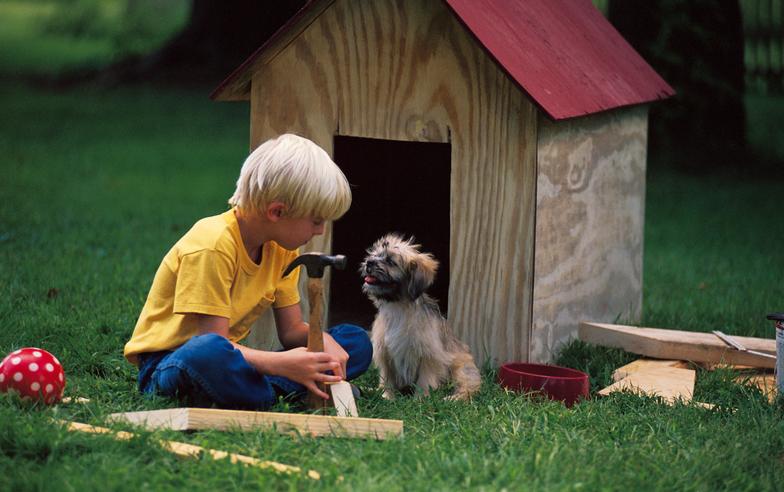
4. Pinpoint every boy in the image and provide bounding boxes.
[124,134,371,409]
